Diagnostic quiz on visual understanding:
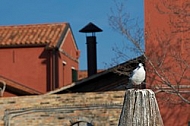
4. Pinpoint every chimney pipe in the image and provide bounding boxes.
[86,36,97,76]
[79,22,102,77]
